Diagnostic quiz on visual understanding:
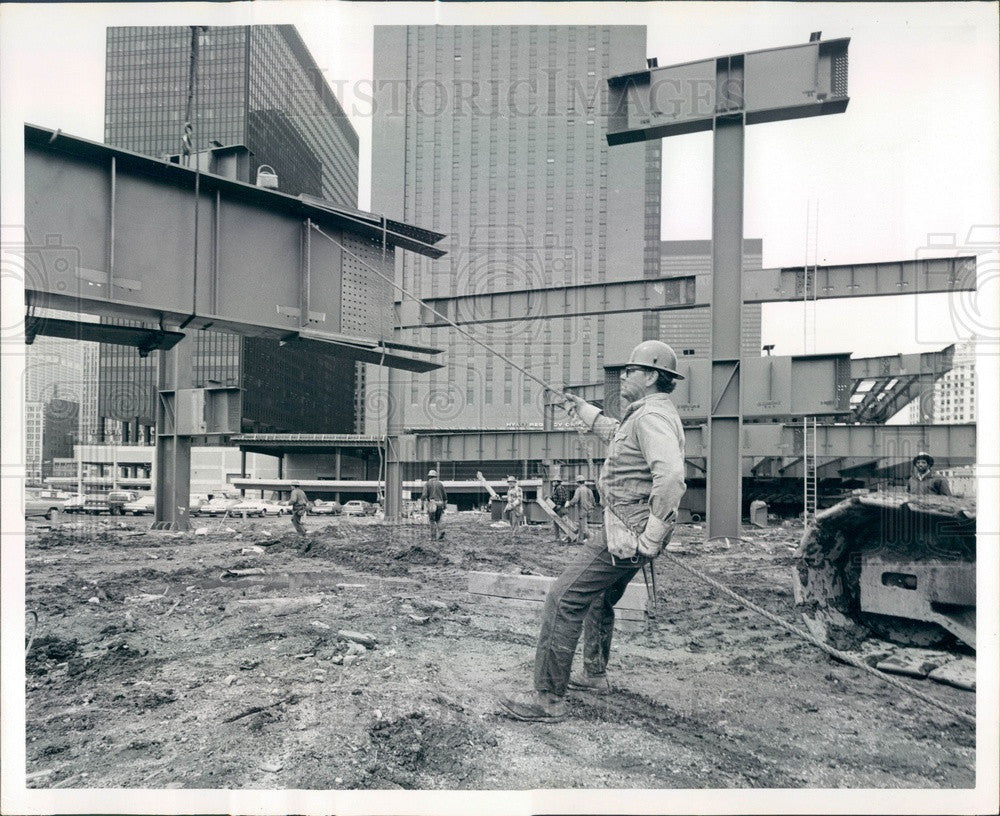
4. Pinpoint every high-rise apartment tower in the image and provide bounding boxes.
[372,26,661,430]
